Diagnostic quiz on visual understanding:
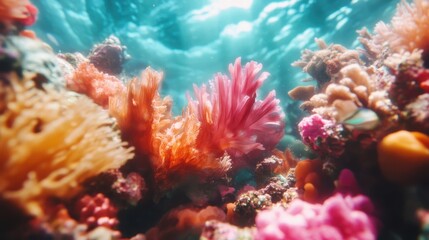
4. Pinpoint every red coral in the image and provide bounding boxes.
[0,0,37,27]
[75,193,119,231]
[190,58,285,158]
[389,64,428,109]
[67,62,125,108]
